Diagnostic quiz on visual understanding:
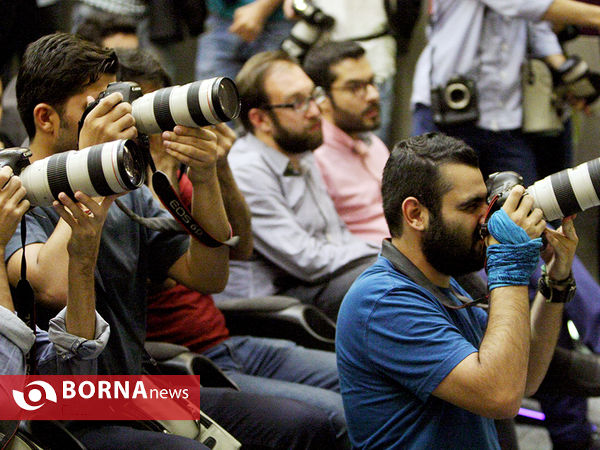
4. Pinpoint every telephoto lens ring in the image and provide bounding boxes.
[529,157,600,221]
[131,77,241,135]
[19,139,145,207]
